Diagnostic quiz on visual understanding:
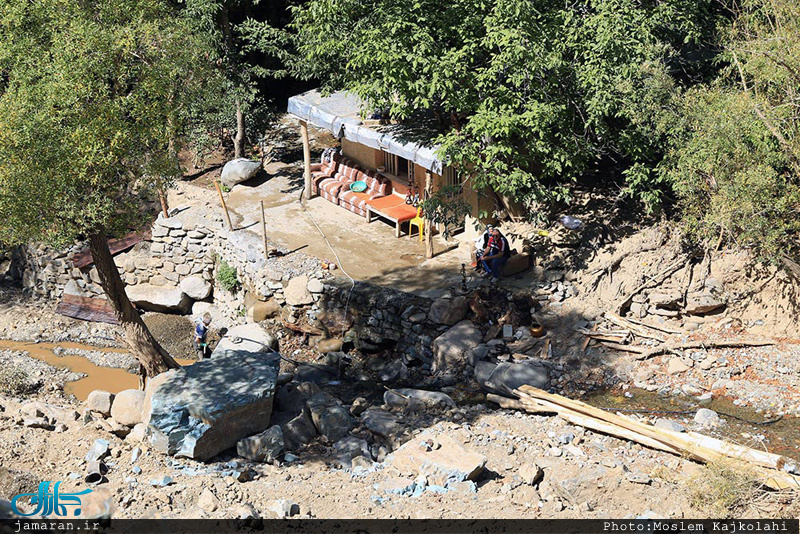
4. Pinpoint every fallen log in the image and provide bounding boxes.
[620,315,683,335]
[635,339,777,360]
[599,342,648,354]
[511,385,800,490]
[280,319,324,336]
[603,312,666,342]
